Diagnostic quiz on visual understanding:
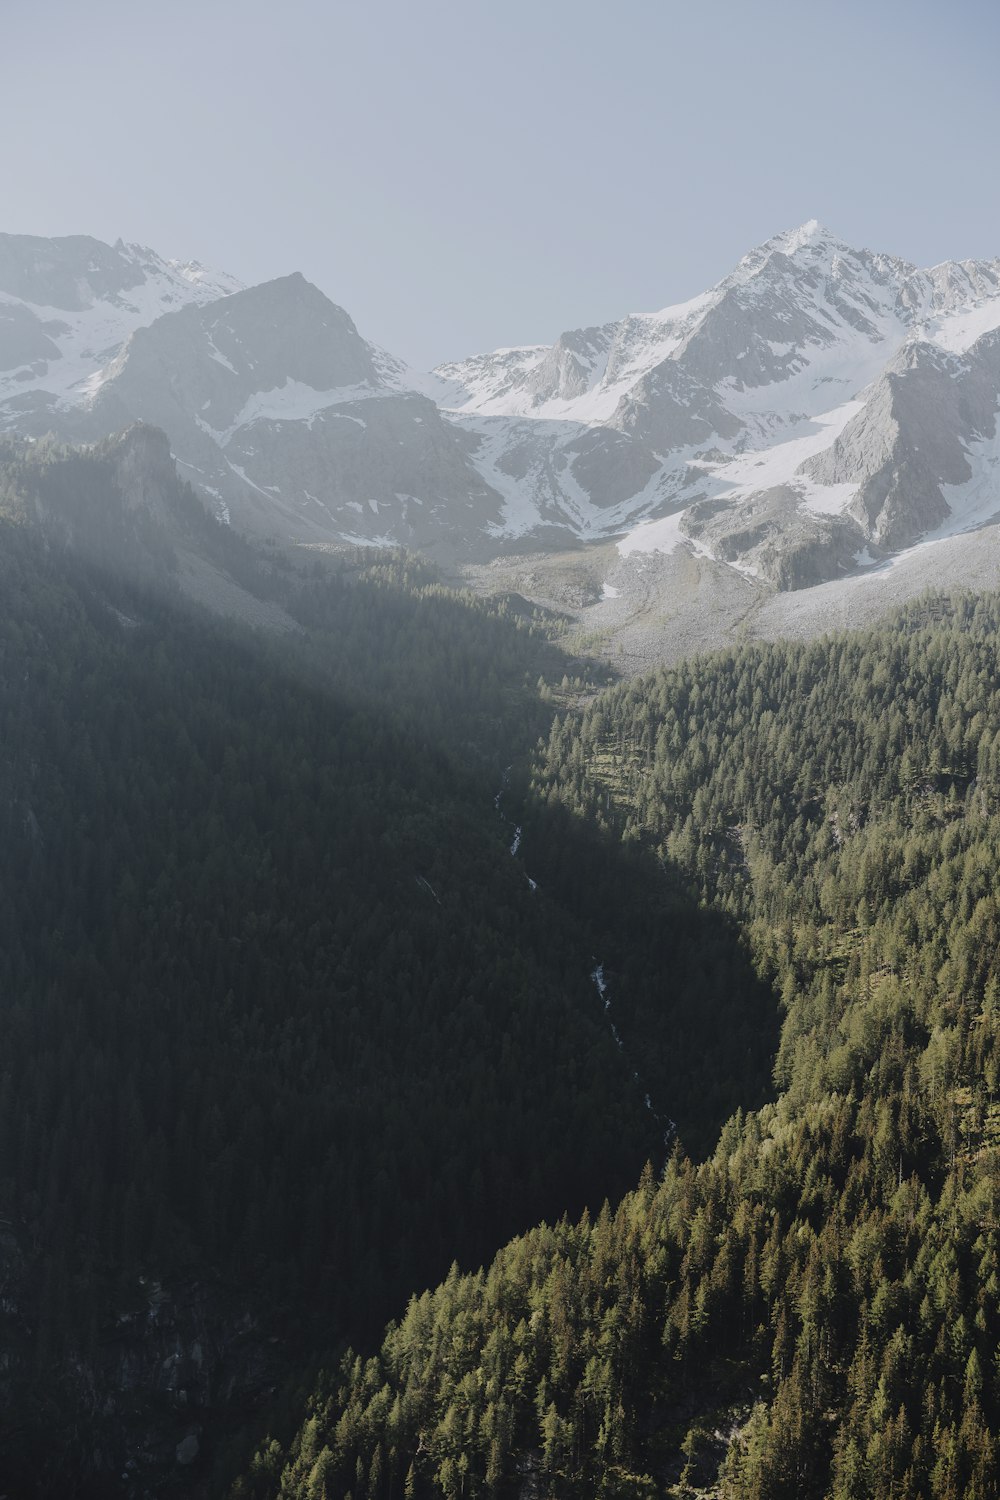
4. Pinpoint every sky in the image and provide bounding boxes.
[3,0,999,368]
